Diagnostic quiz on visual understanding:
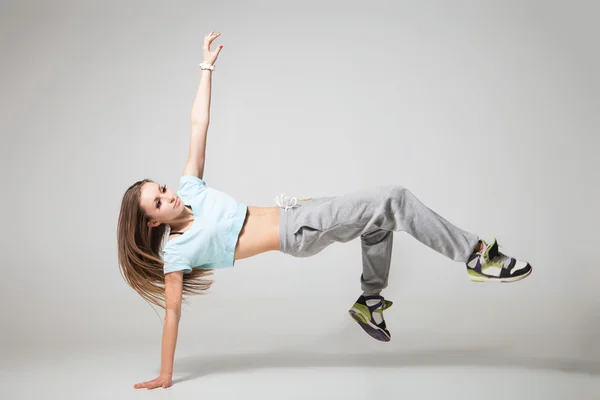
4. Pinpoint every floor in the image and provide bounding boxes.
[3,346,598,399]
